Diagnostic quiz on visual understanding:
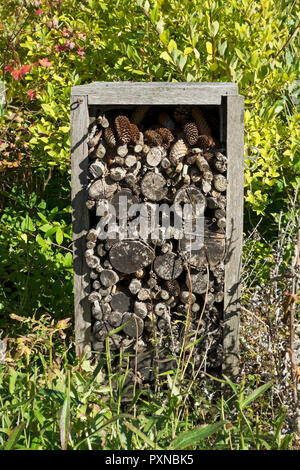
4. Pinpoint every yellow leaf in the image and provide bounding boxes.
[206,42,212,54]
